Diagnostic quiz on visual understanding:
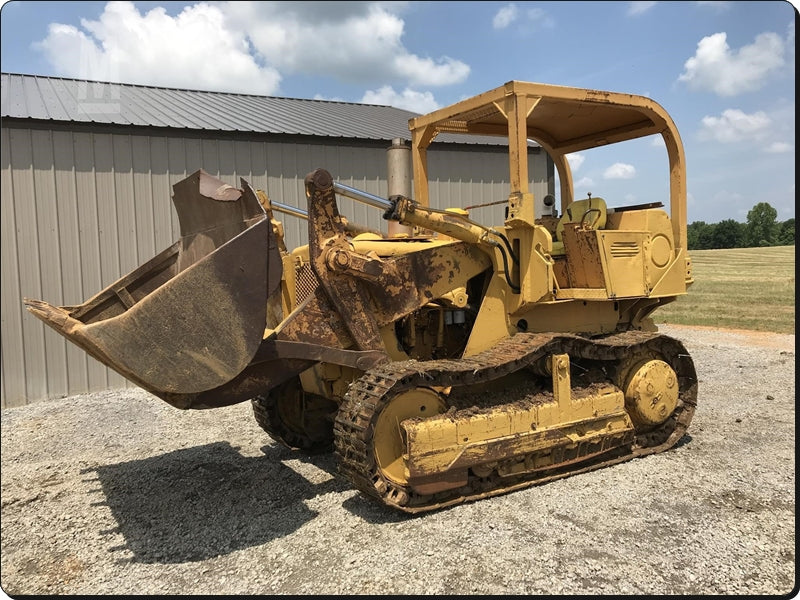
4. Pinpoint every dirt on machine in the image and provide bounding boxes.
[26,80,698,513]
